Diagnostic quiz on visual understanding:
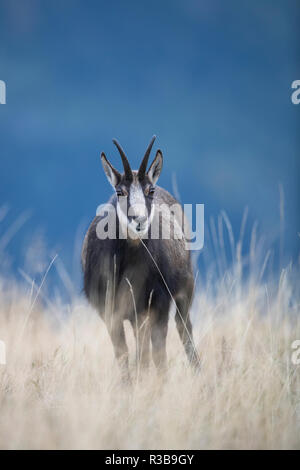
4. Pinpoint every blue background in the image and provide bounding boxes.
[0,0,299,294]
